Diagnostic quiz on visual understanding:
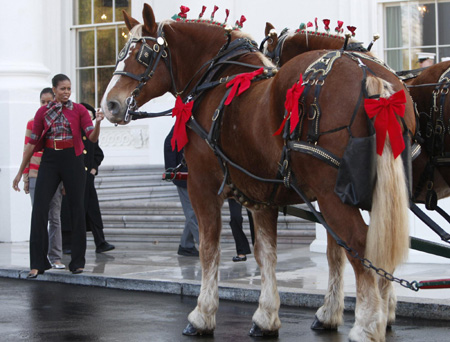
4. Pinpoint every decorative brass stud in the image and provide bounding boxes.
[243,201,249,206]
[239,196,244,203]
[83,136,87,140]
[83,150,87,154]
[85,167,88,171]
[224,25,233,34]
[233,190,239,196]
[269,28,277,37]
[373,33,380,41]
[272,68,278,74]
